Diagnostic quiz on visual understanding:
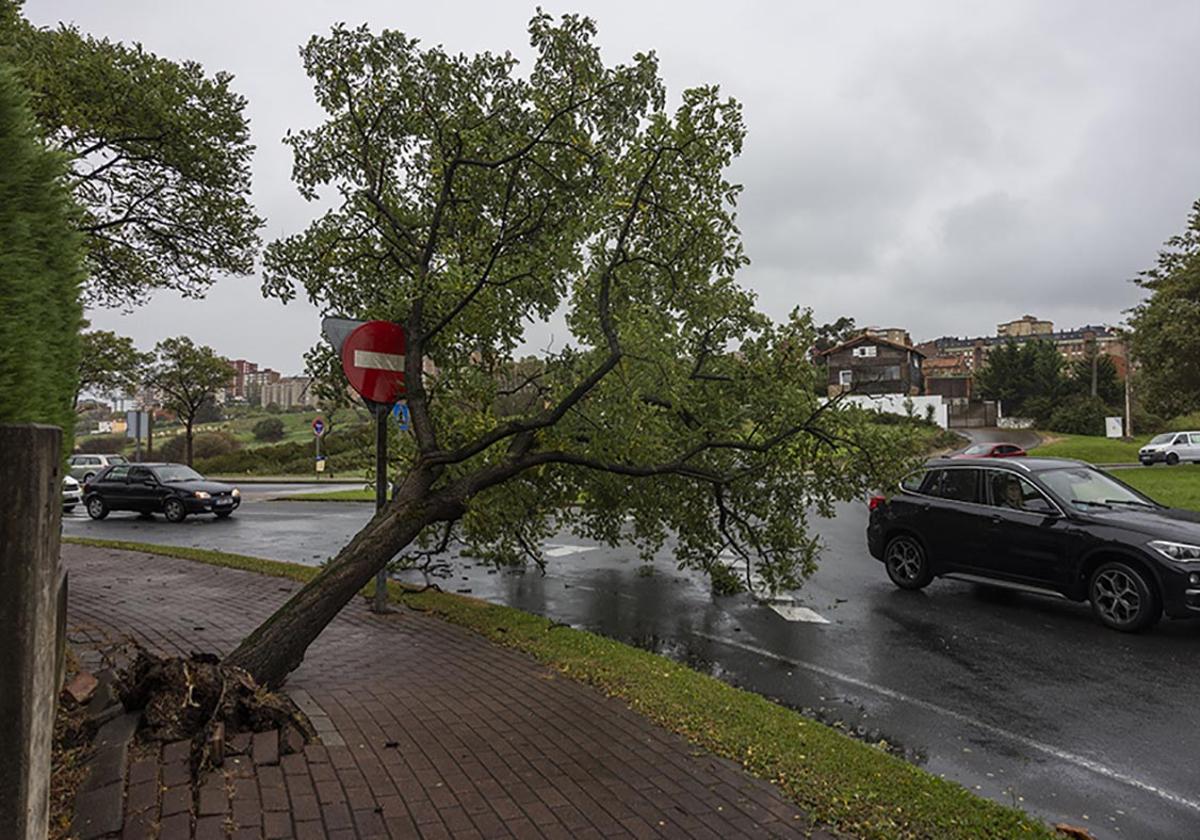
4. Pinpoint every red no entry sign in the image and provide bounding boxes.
[340,321,407,405]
